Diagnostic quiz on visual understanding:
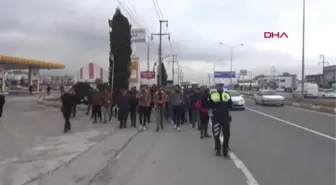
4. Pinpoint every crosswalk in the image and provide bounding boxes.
[0,130,110,185]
